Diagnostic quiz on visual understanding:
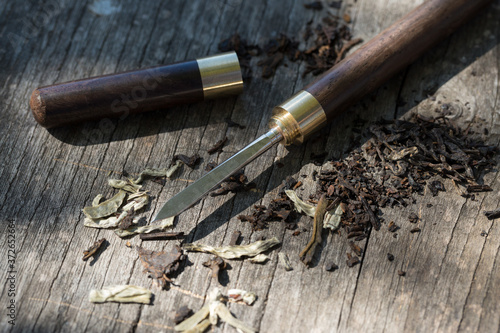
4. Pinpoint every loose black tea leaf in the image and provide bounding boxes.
[325,261,339,271]
[139,231,184,241]
[398,270,406,277]
[410,227,421,233]
[82,238,106,261]
[484,208,500,220]
[346,252,360,267]
[304,1,323,10]
[137,245,186,289]
[117,208,135,230]
[387,253,394,261]
[408,213,419,224]
[202,256,226,283]
[208,137,228,155]
[172,154,201,169]
[428,180,446,196]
